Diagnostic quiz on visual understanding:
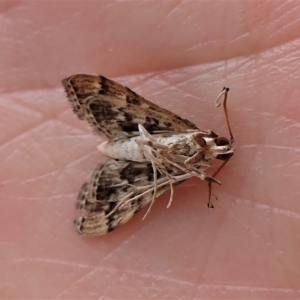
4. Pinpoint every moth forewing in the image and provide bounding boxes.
[62,74,234,236]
